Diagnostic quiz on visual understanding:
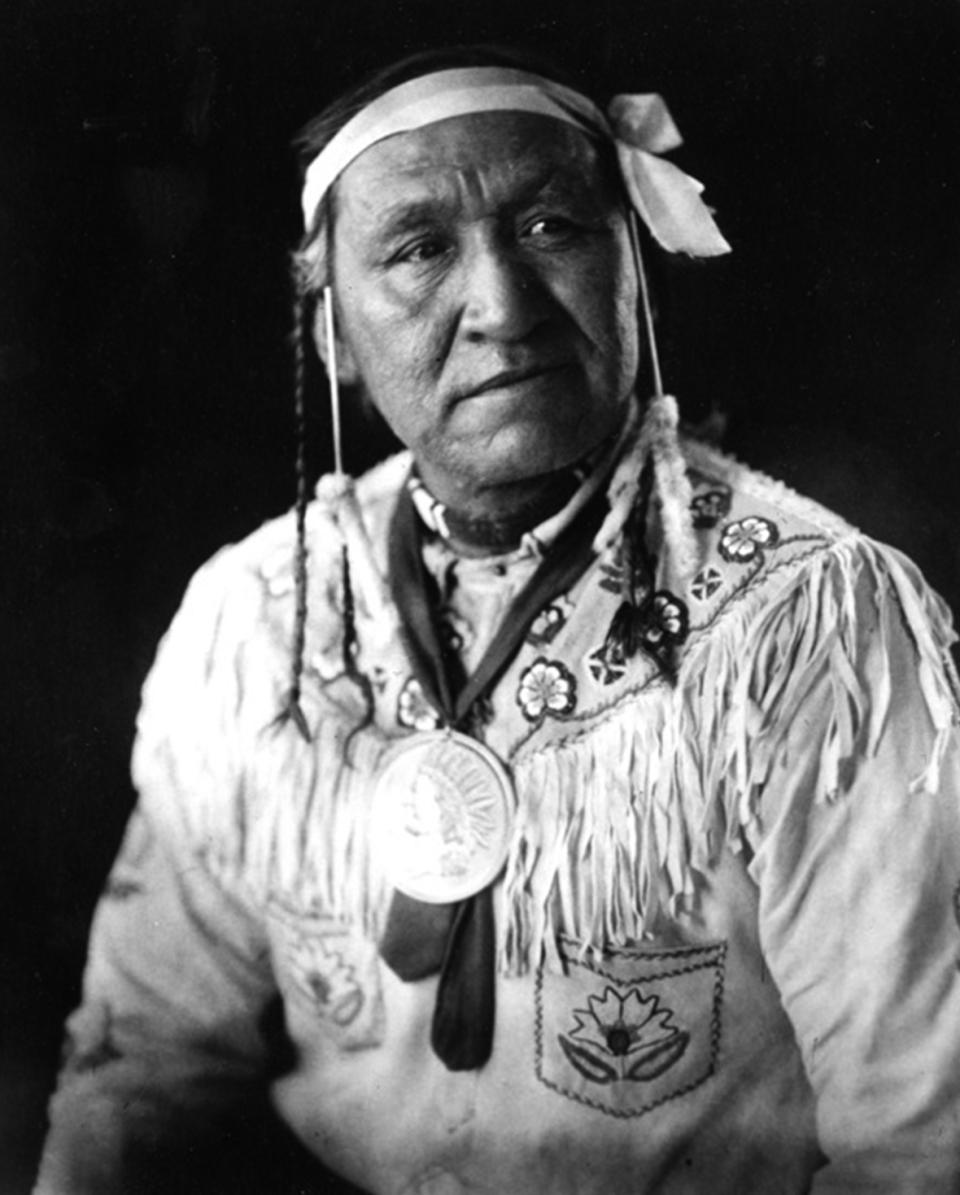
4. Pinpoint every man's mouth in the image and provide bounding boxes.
[455,362,573,401]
